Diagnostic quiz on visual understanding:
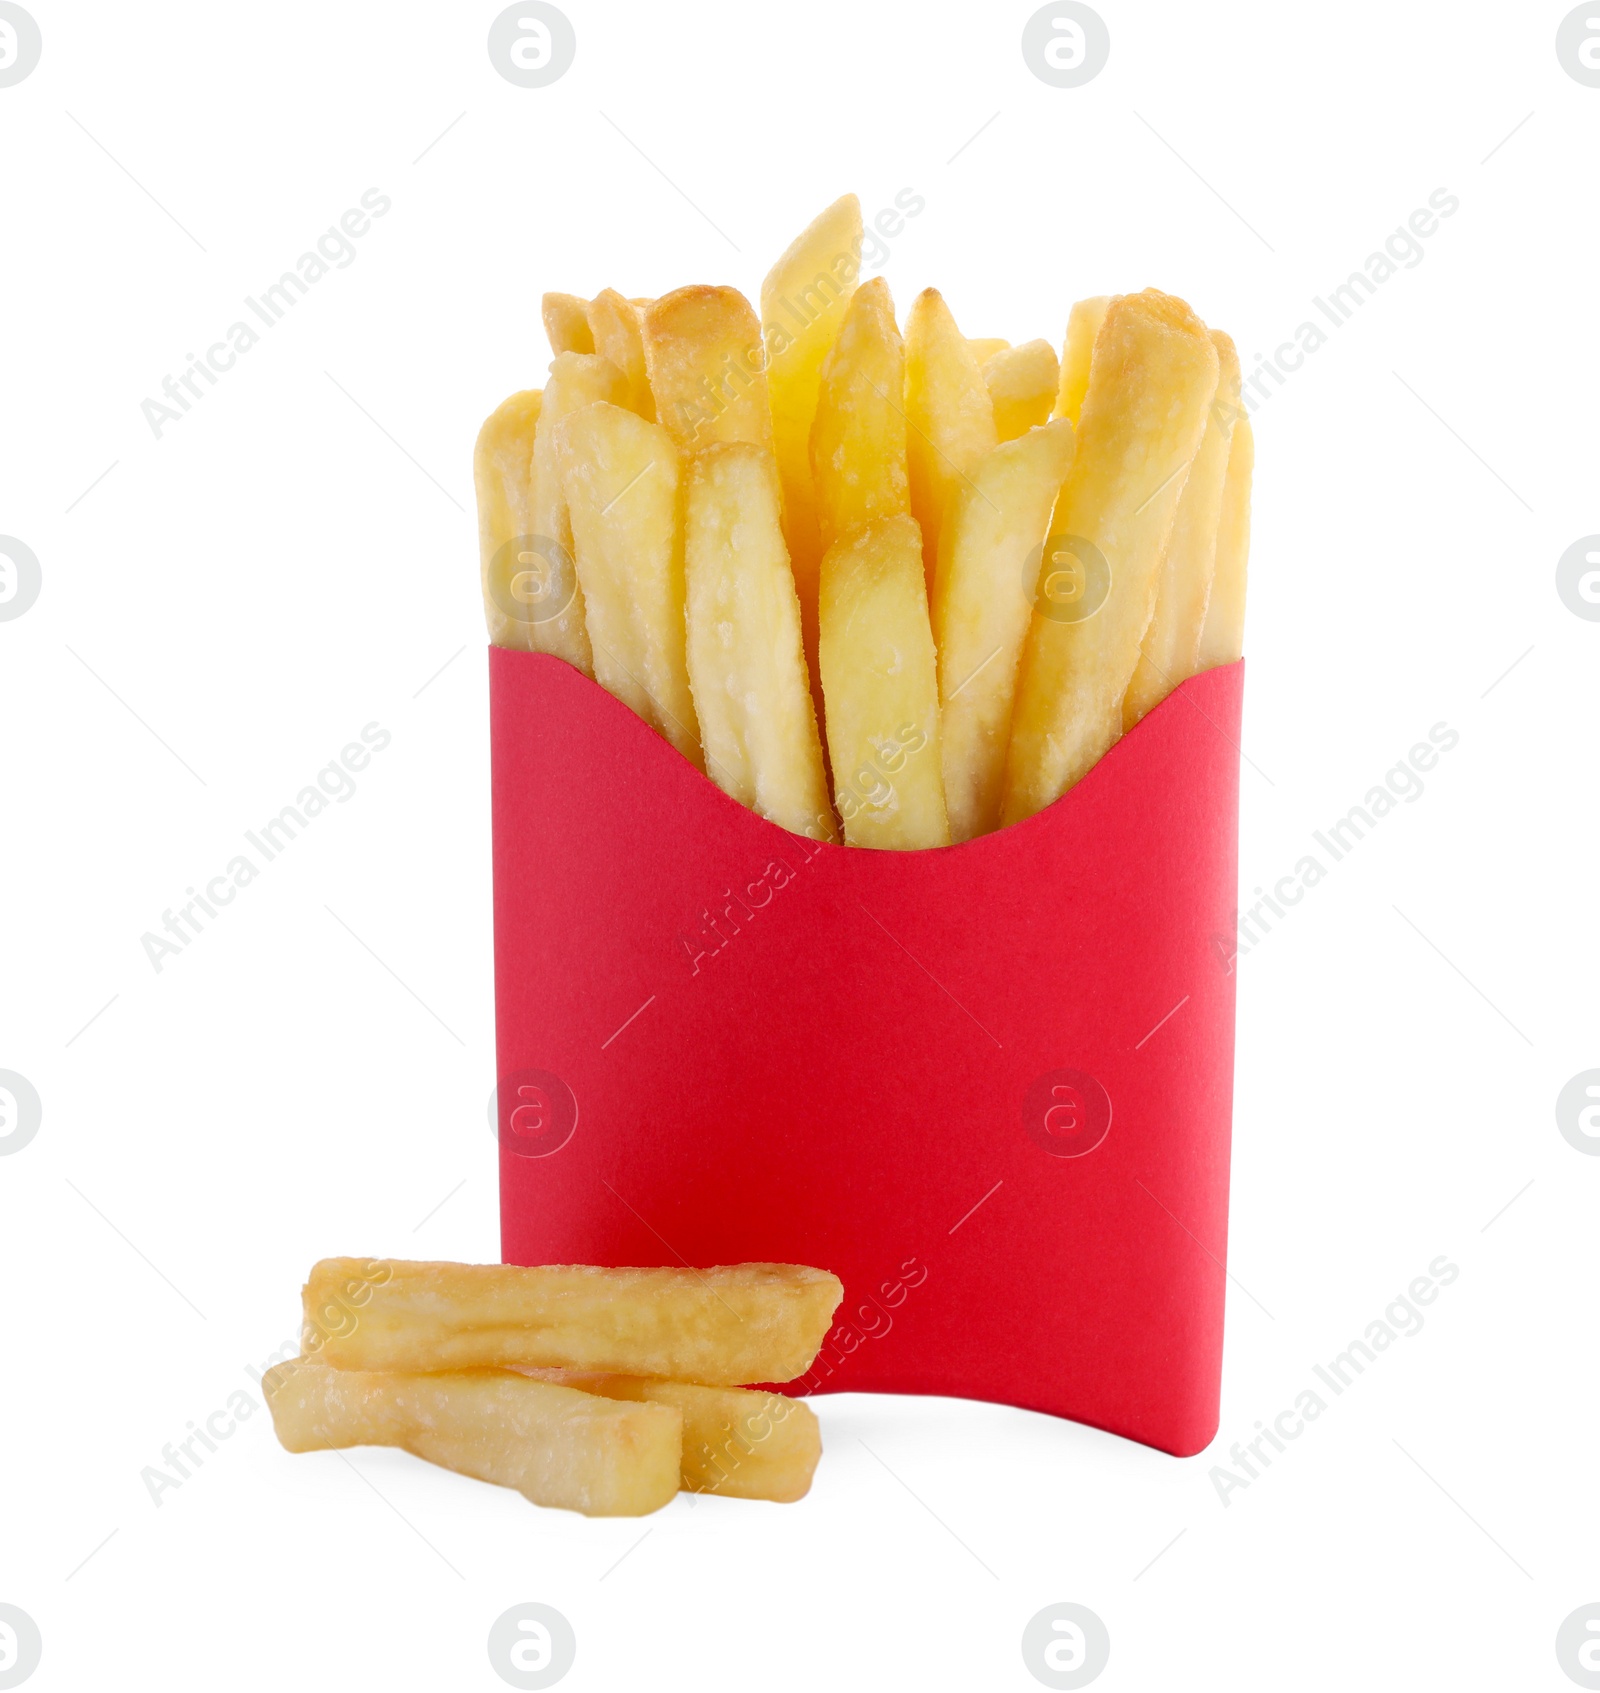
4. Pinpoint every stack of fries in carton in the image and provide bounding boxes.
[266,1259,843,1515]
[475,193,1250,849]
